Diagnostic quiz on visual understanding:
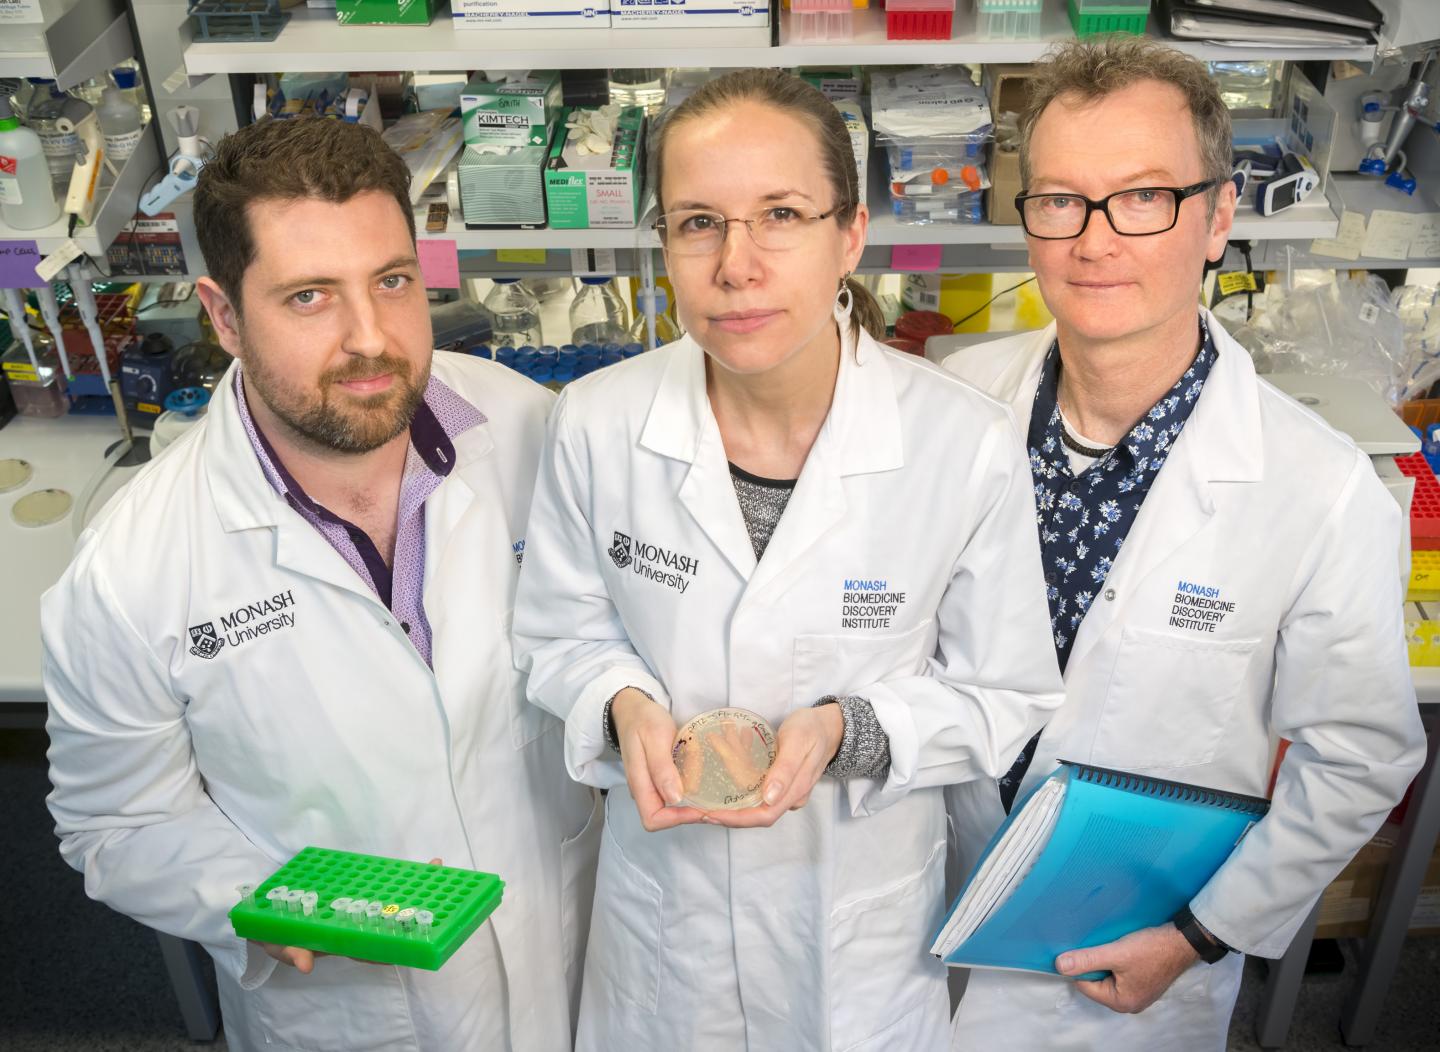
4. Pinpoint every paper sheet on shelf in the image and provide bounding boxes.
[1409,214,1440,261]
[1360,210,1415,260]
[1310,210,1366,261]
